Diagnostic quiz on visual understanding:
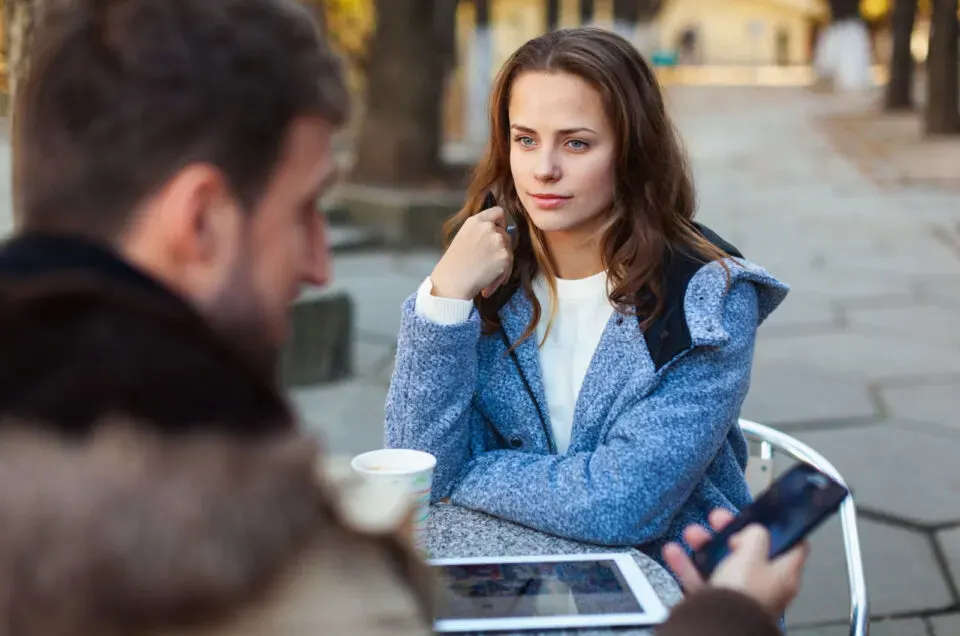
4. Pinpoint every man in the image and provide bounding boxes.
[0,0,433,634]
